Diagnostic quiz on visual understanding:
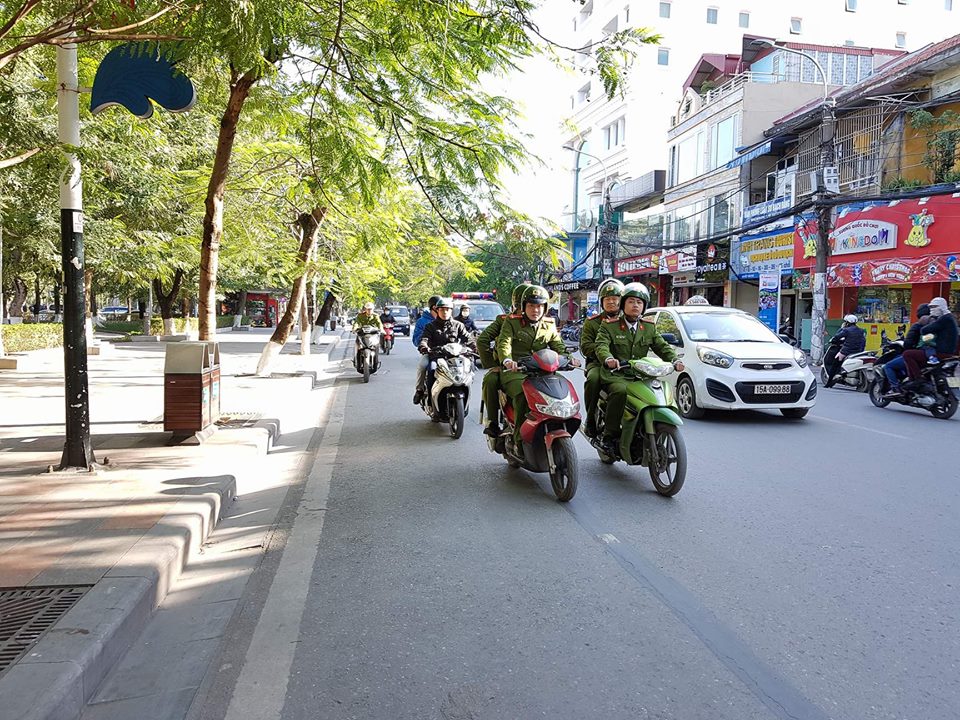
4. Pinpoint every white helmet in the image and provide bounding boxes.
[843,314,858,324]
